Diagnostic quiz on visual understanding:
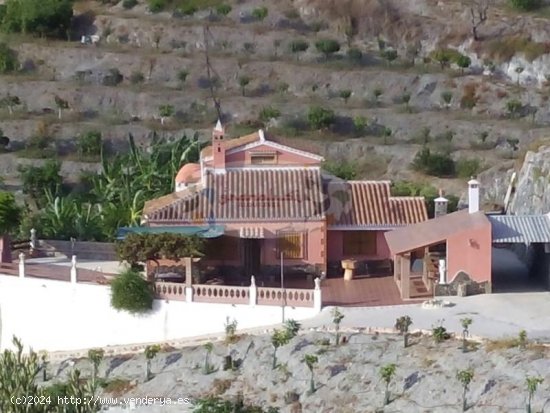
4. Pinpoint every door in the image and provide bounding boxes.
[243,239,261,277]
